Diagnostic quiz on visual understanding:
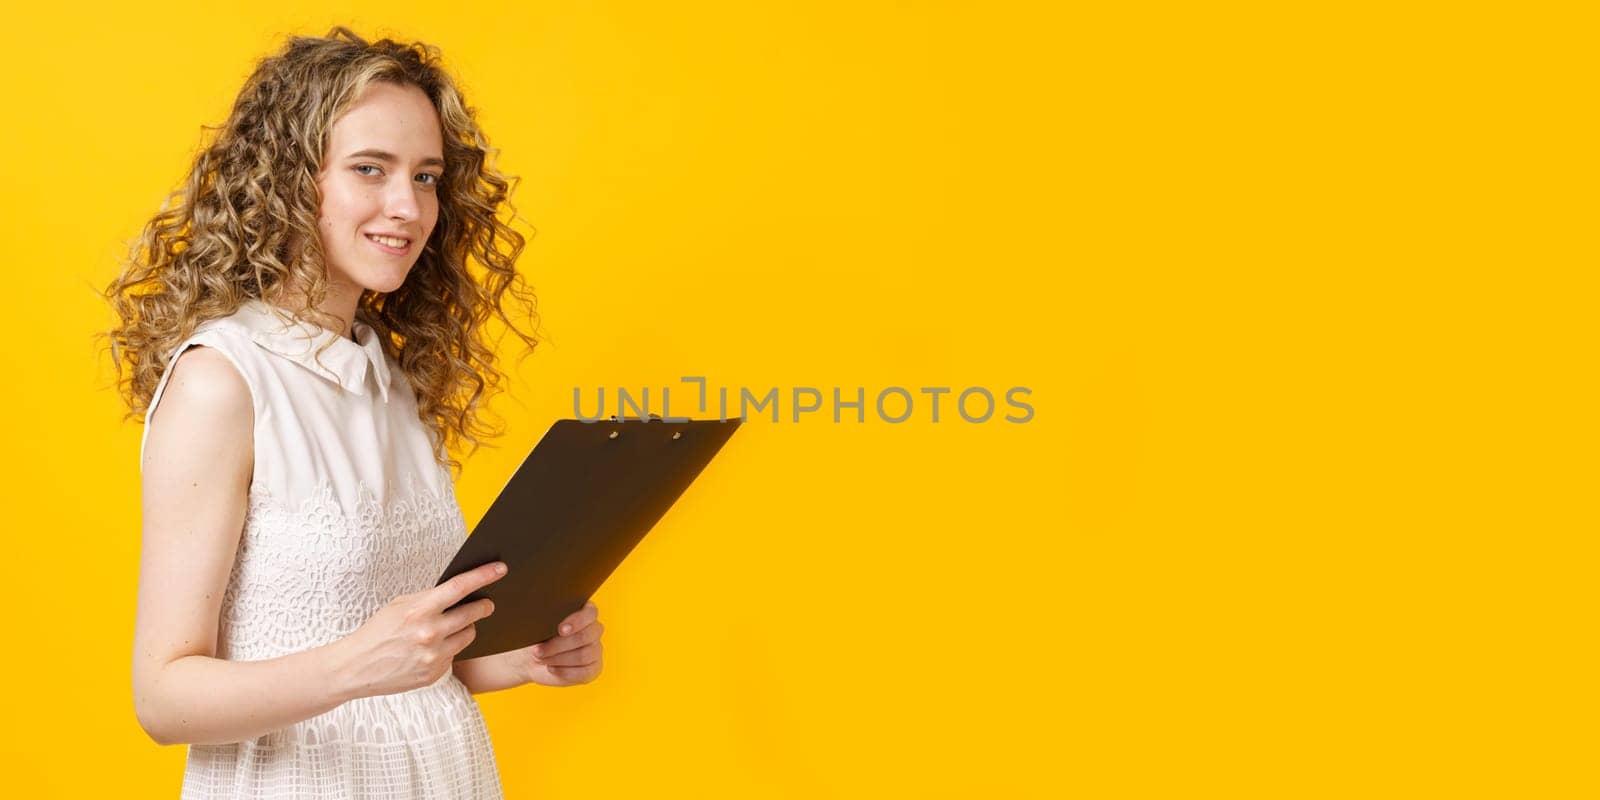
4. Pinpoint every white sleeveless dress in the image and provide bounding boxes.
[140,299,503,799]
